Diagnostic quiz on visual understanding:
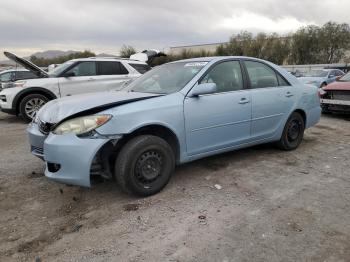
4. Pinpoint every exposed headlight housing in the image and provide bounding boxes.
[53,115,112,135]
